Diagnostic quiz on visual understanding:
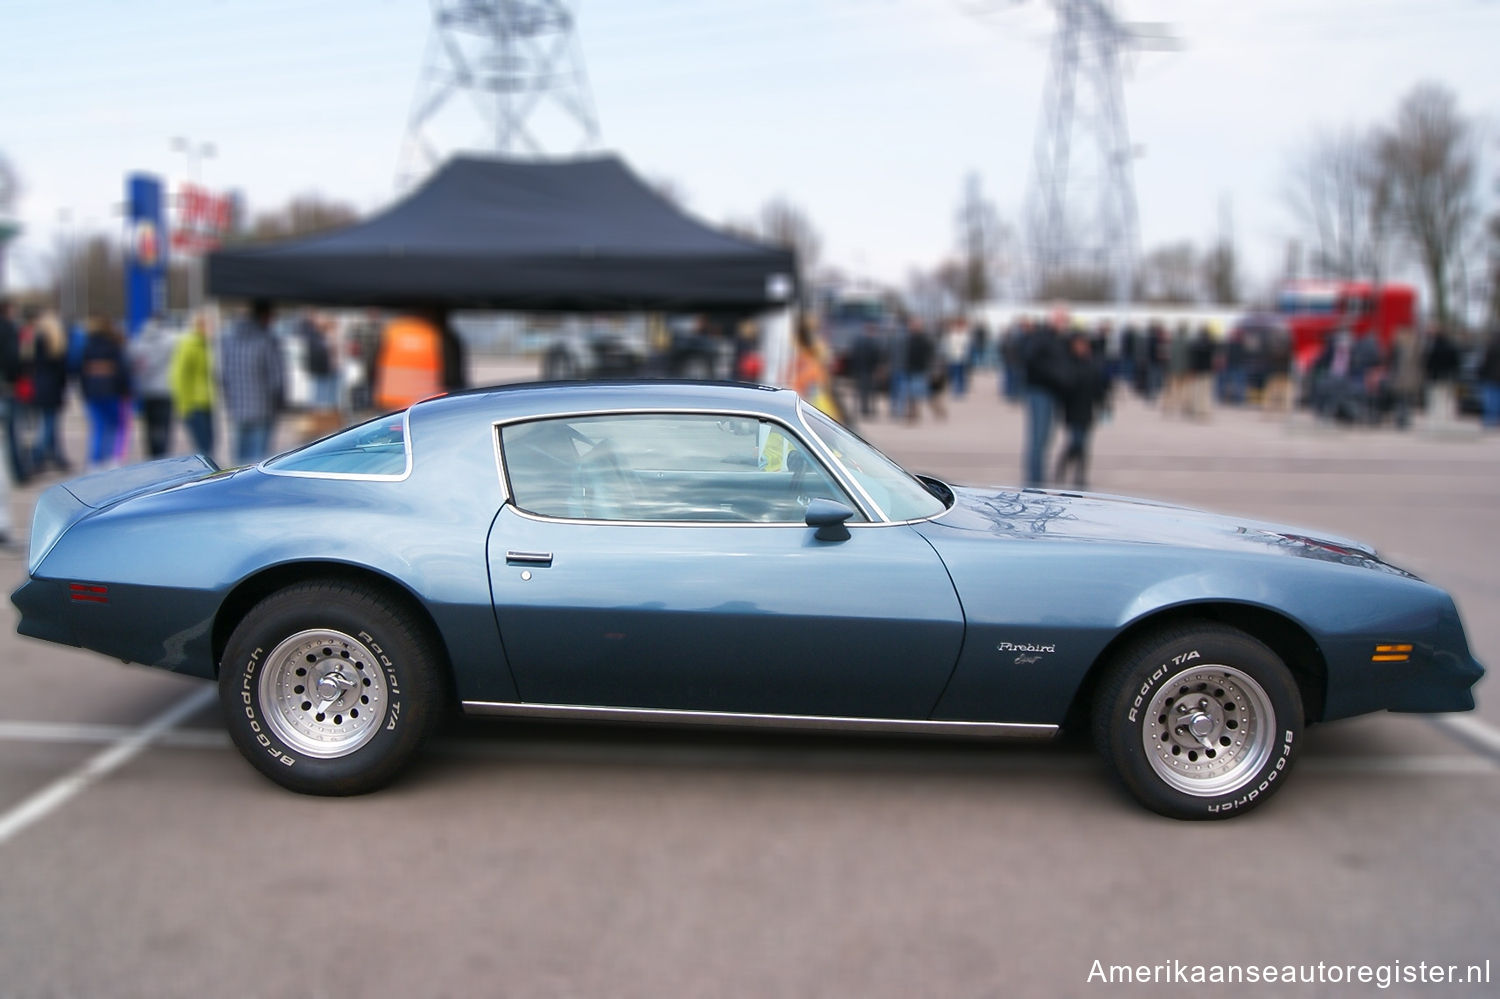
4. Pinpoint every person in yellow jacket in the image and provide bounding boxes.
[169,311,216,461]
